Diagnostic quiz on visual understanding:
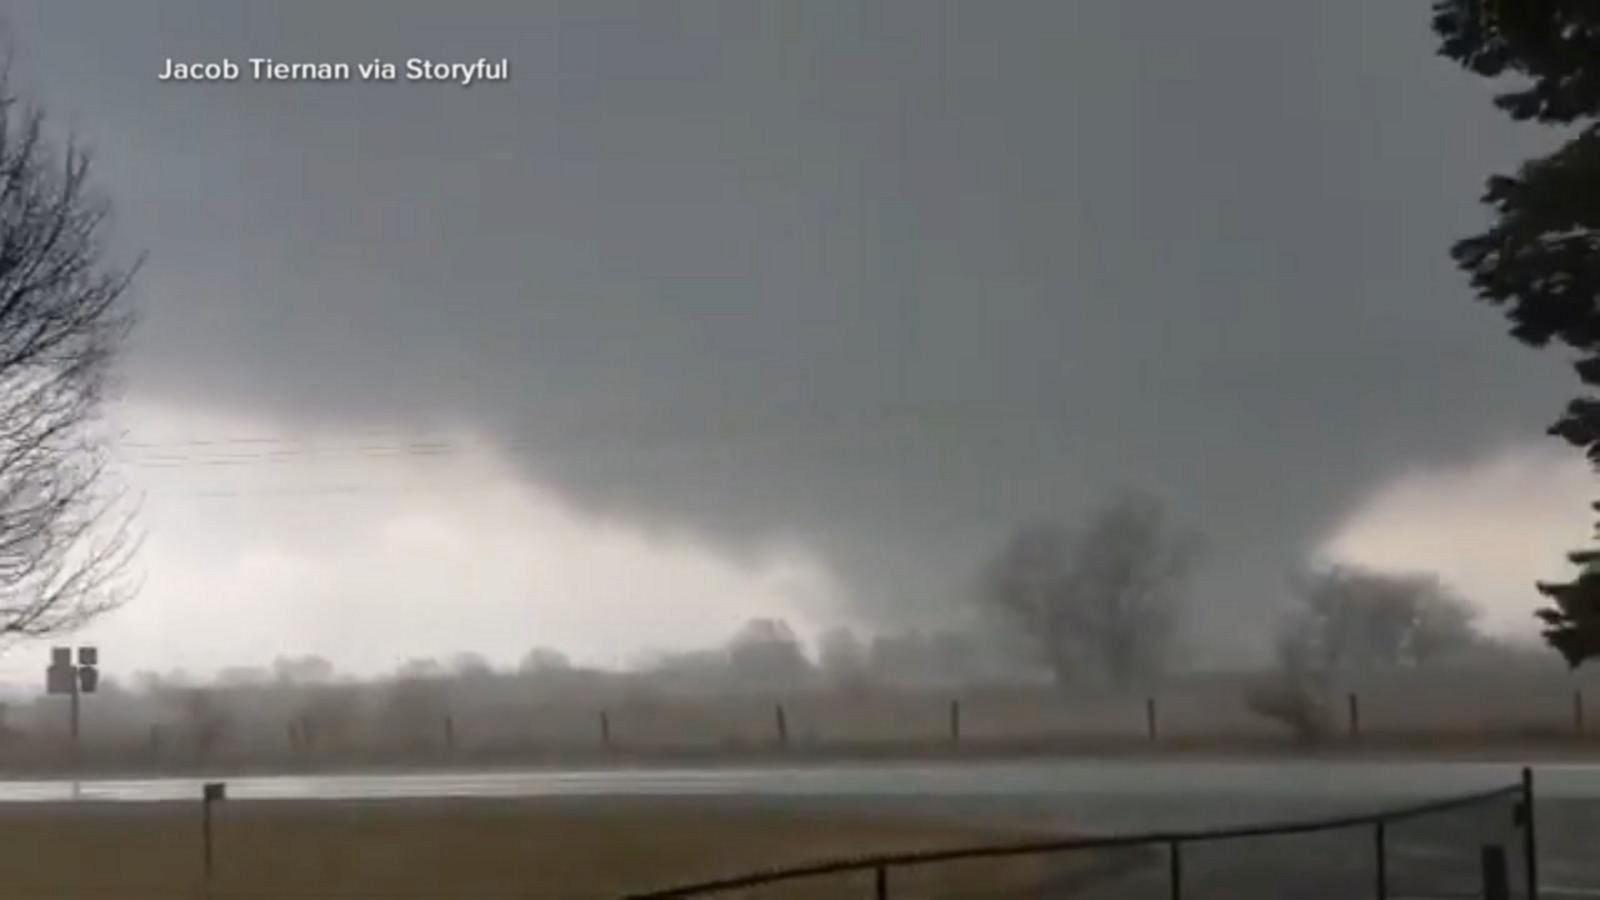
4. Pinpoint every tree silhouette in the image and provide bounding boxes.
[1535,509,1600,667]
[0,72,138,643]
[1433,1,1600,124]
[979,493,1200,688]
[1281,566,1482,672]
[1434,1,1600,662]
